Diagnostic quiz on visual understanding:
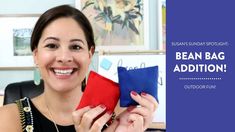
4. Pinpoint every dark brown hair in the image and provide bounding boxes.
[30,5,95,51]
